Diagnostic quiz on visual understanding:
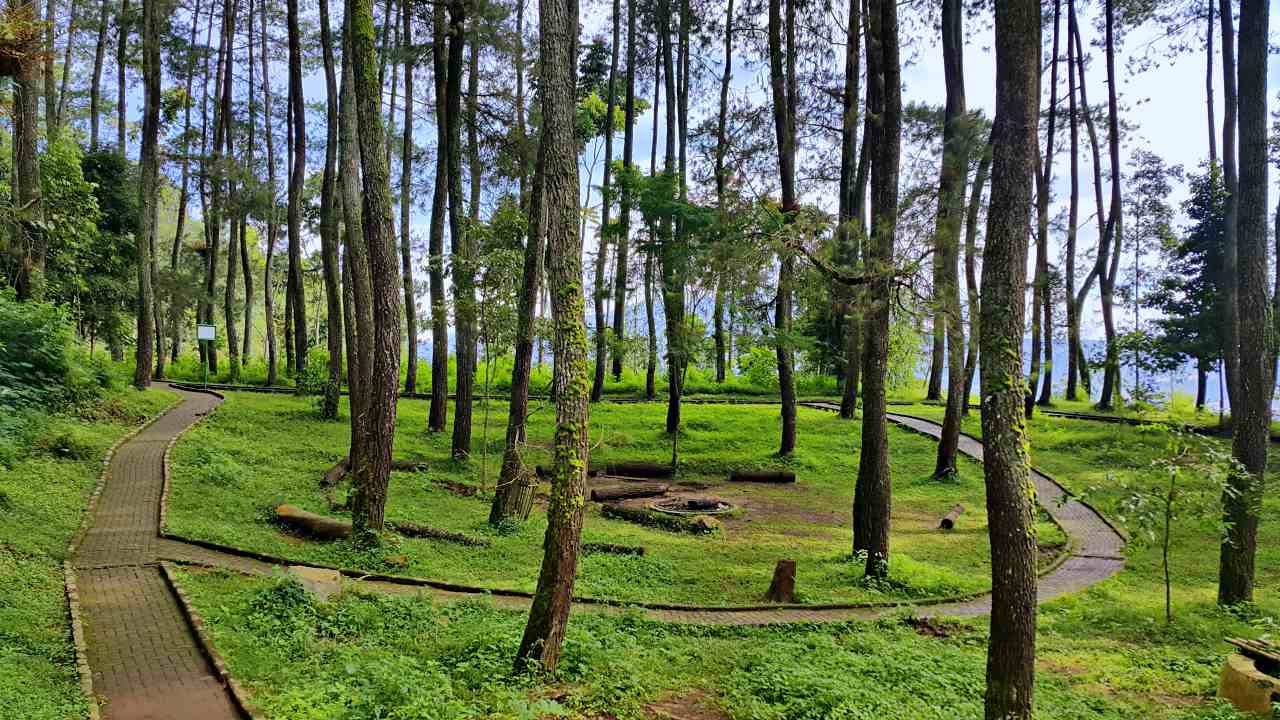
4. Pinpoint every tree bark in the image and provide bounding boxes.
[591,0,620,402]
[1034,0,1061,408]
[260,0,279,386]
[400,0,417,394]
[659,0,684,435]
[11,6,44,302]
[133,0,160,388]
[89,0,110,152]
[962,138,991,414]
[611,0,636,382]
[766,0,798,456]
[836,0,861,420]
[427,0,449,432]
[1218,0,1239,415]
[932,0,968,477]
[286,0,308,373]
[1097,0,1124,410]
[852,0,897,580]
[220,0,240,382]
[515,0,587,672]
[318,0,344,417]
[981,2,1040,715]
[644,32,661,402]
[1064,0,1082,401]
[448,0,476,459]
[1219,0,1267,606]
[1206,0,1216,168]
[116,0,128,154]
[346,0,403,543]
